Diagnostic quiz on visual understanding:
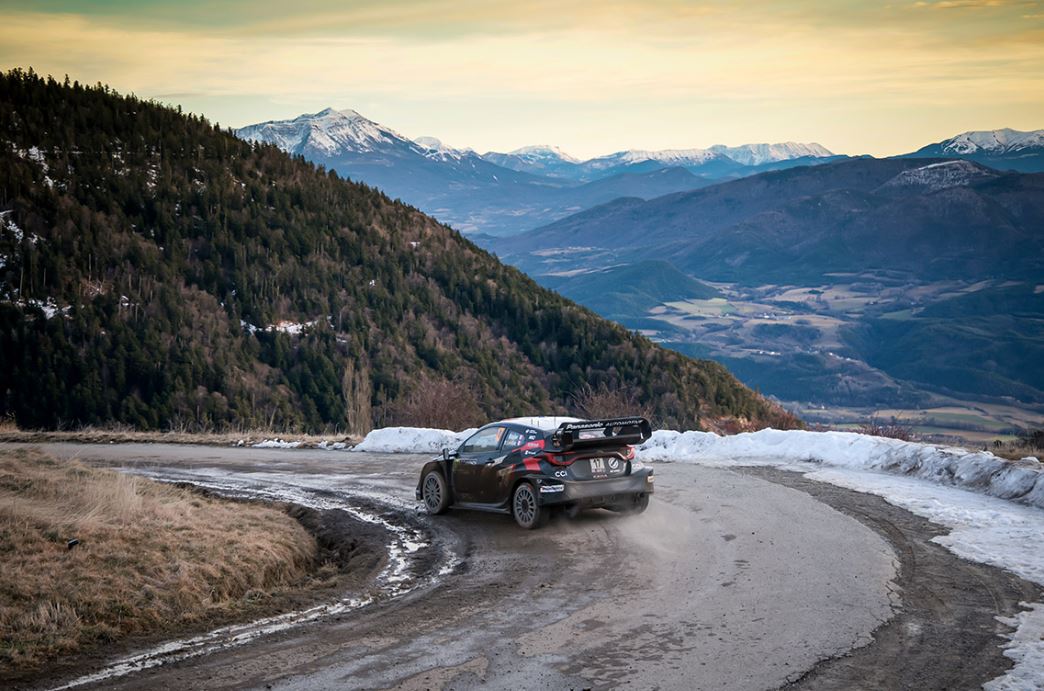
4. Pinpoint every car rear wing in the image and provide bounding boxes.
[552,417,652,450]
